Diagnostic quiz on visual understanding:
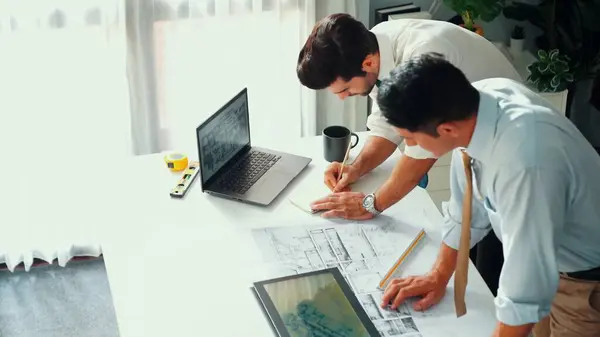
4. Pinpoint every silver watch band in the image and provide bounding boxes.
[364,193,381,215]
